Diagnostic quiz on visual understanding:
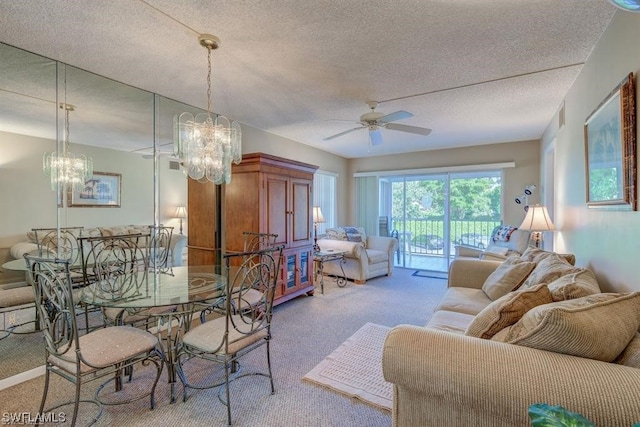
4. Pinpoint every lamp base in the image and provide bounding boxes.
[179,218,184,235]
